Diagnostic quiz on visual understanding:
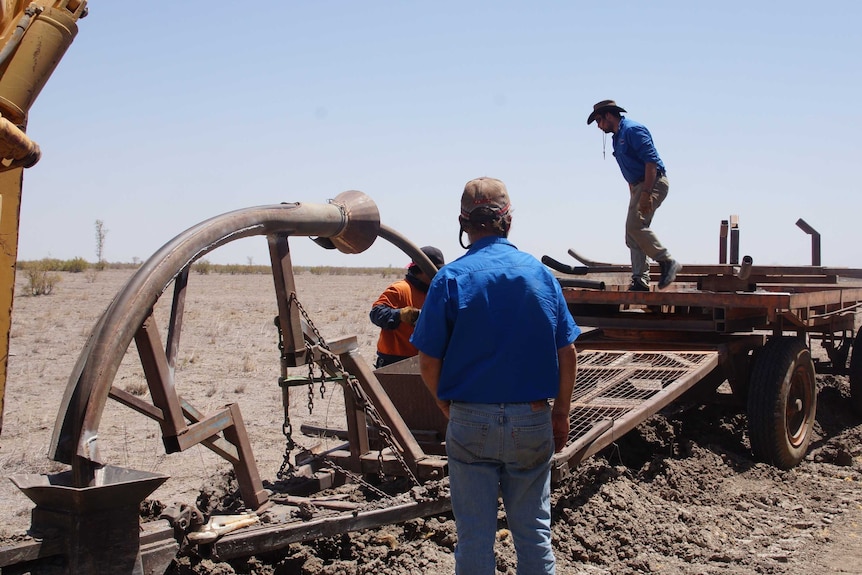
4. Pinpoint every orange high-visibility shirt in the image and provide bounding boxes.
[372,279,427,357]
